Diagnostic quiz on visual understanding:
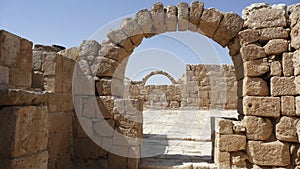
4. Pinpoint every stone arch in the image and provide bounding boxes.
[141,70,177,85]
